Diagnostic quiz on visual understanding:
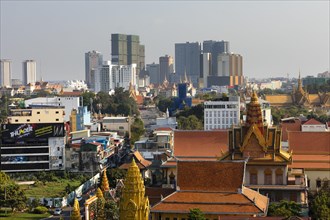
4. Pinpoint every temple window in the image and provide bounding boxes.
[264,168,272,185]
[249,168,258,185]
[275,168,283,185]
[316,178,322,188]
